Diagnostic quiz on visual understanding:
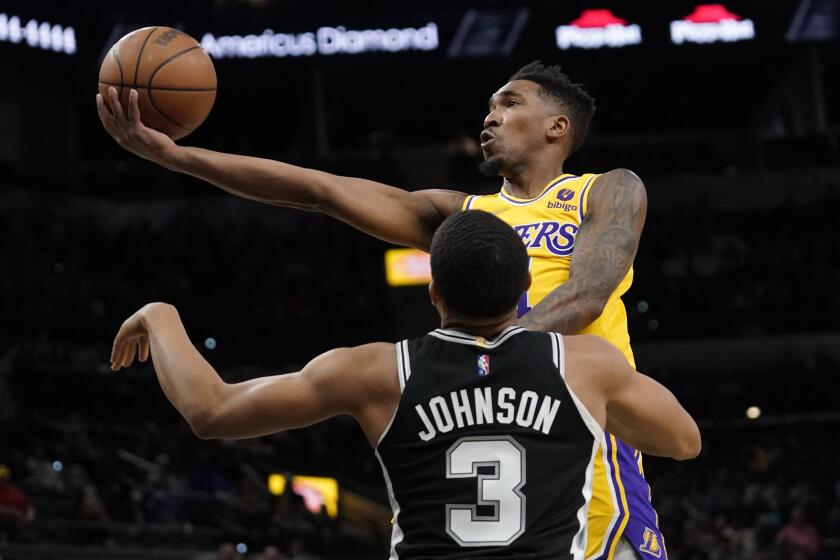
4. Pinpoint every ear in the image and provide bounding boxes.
[428,281,439,307]
[547,115,570,142]
[524,271,533,293]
